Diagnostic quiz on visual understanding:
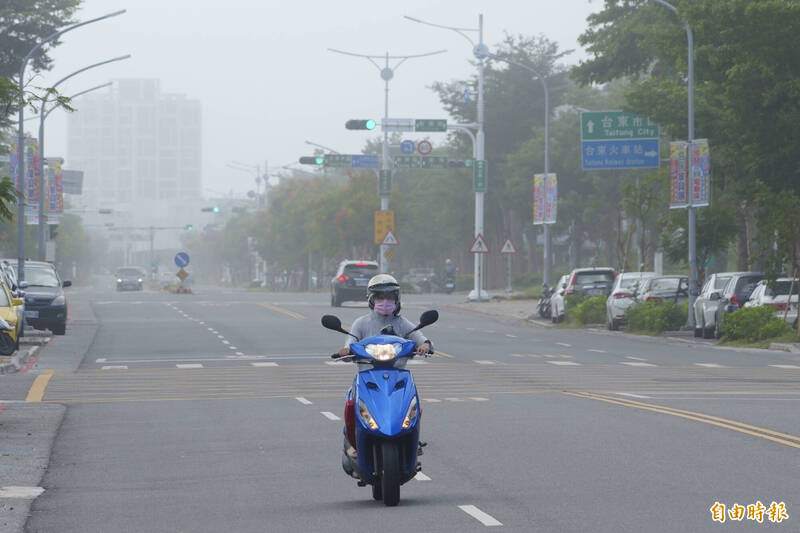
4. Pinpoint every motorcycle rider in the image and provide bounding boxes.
[337,274,432,463]
[442,258,456,279]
